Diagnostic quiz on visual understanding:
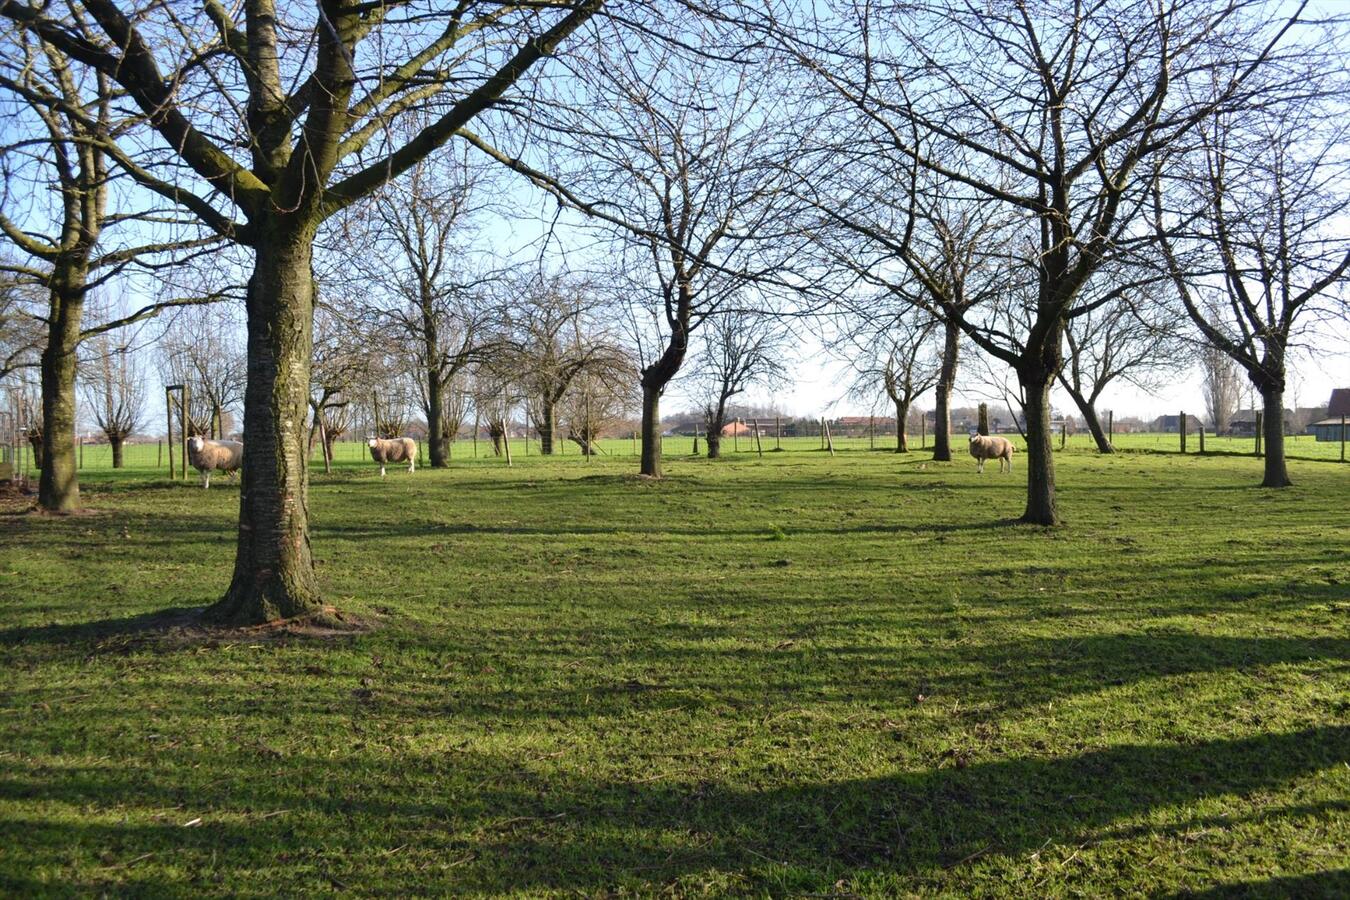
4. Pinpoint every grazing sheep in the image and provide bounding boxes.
[968,434,1015,474]
[186,435,243,489]
[368,437,417,477]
